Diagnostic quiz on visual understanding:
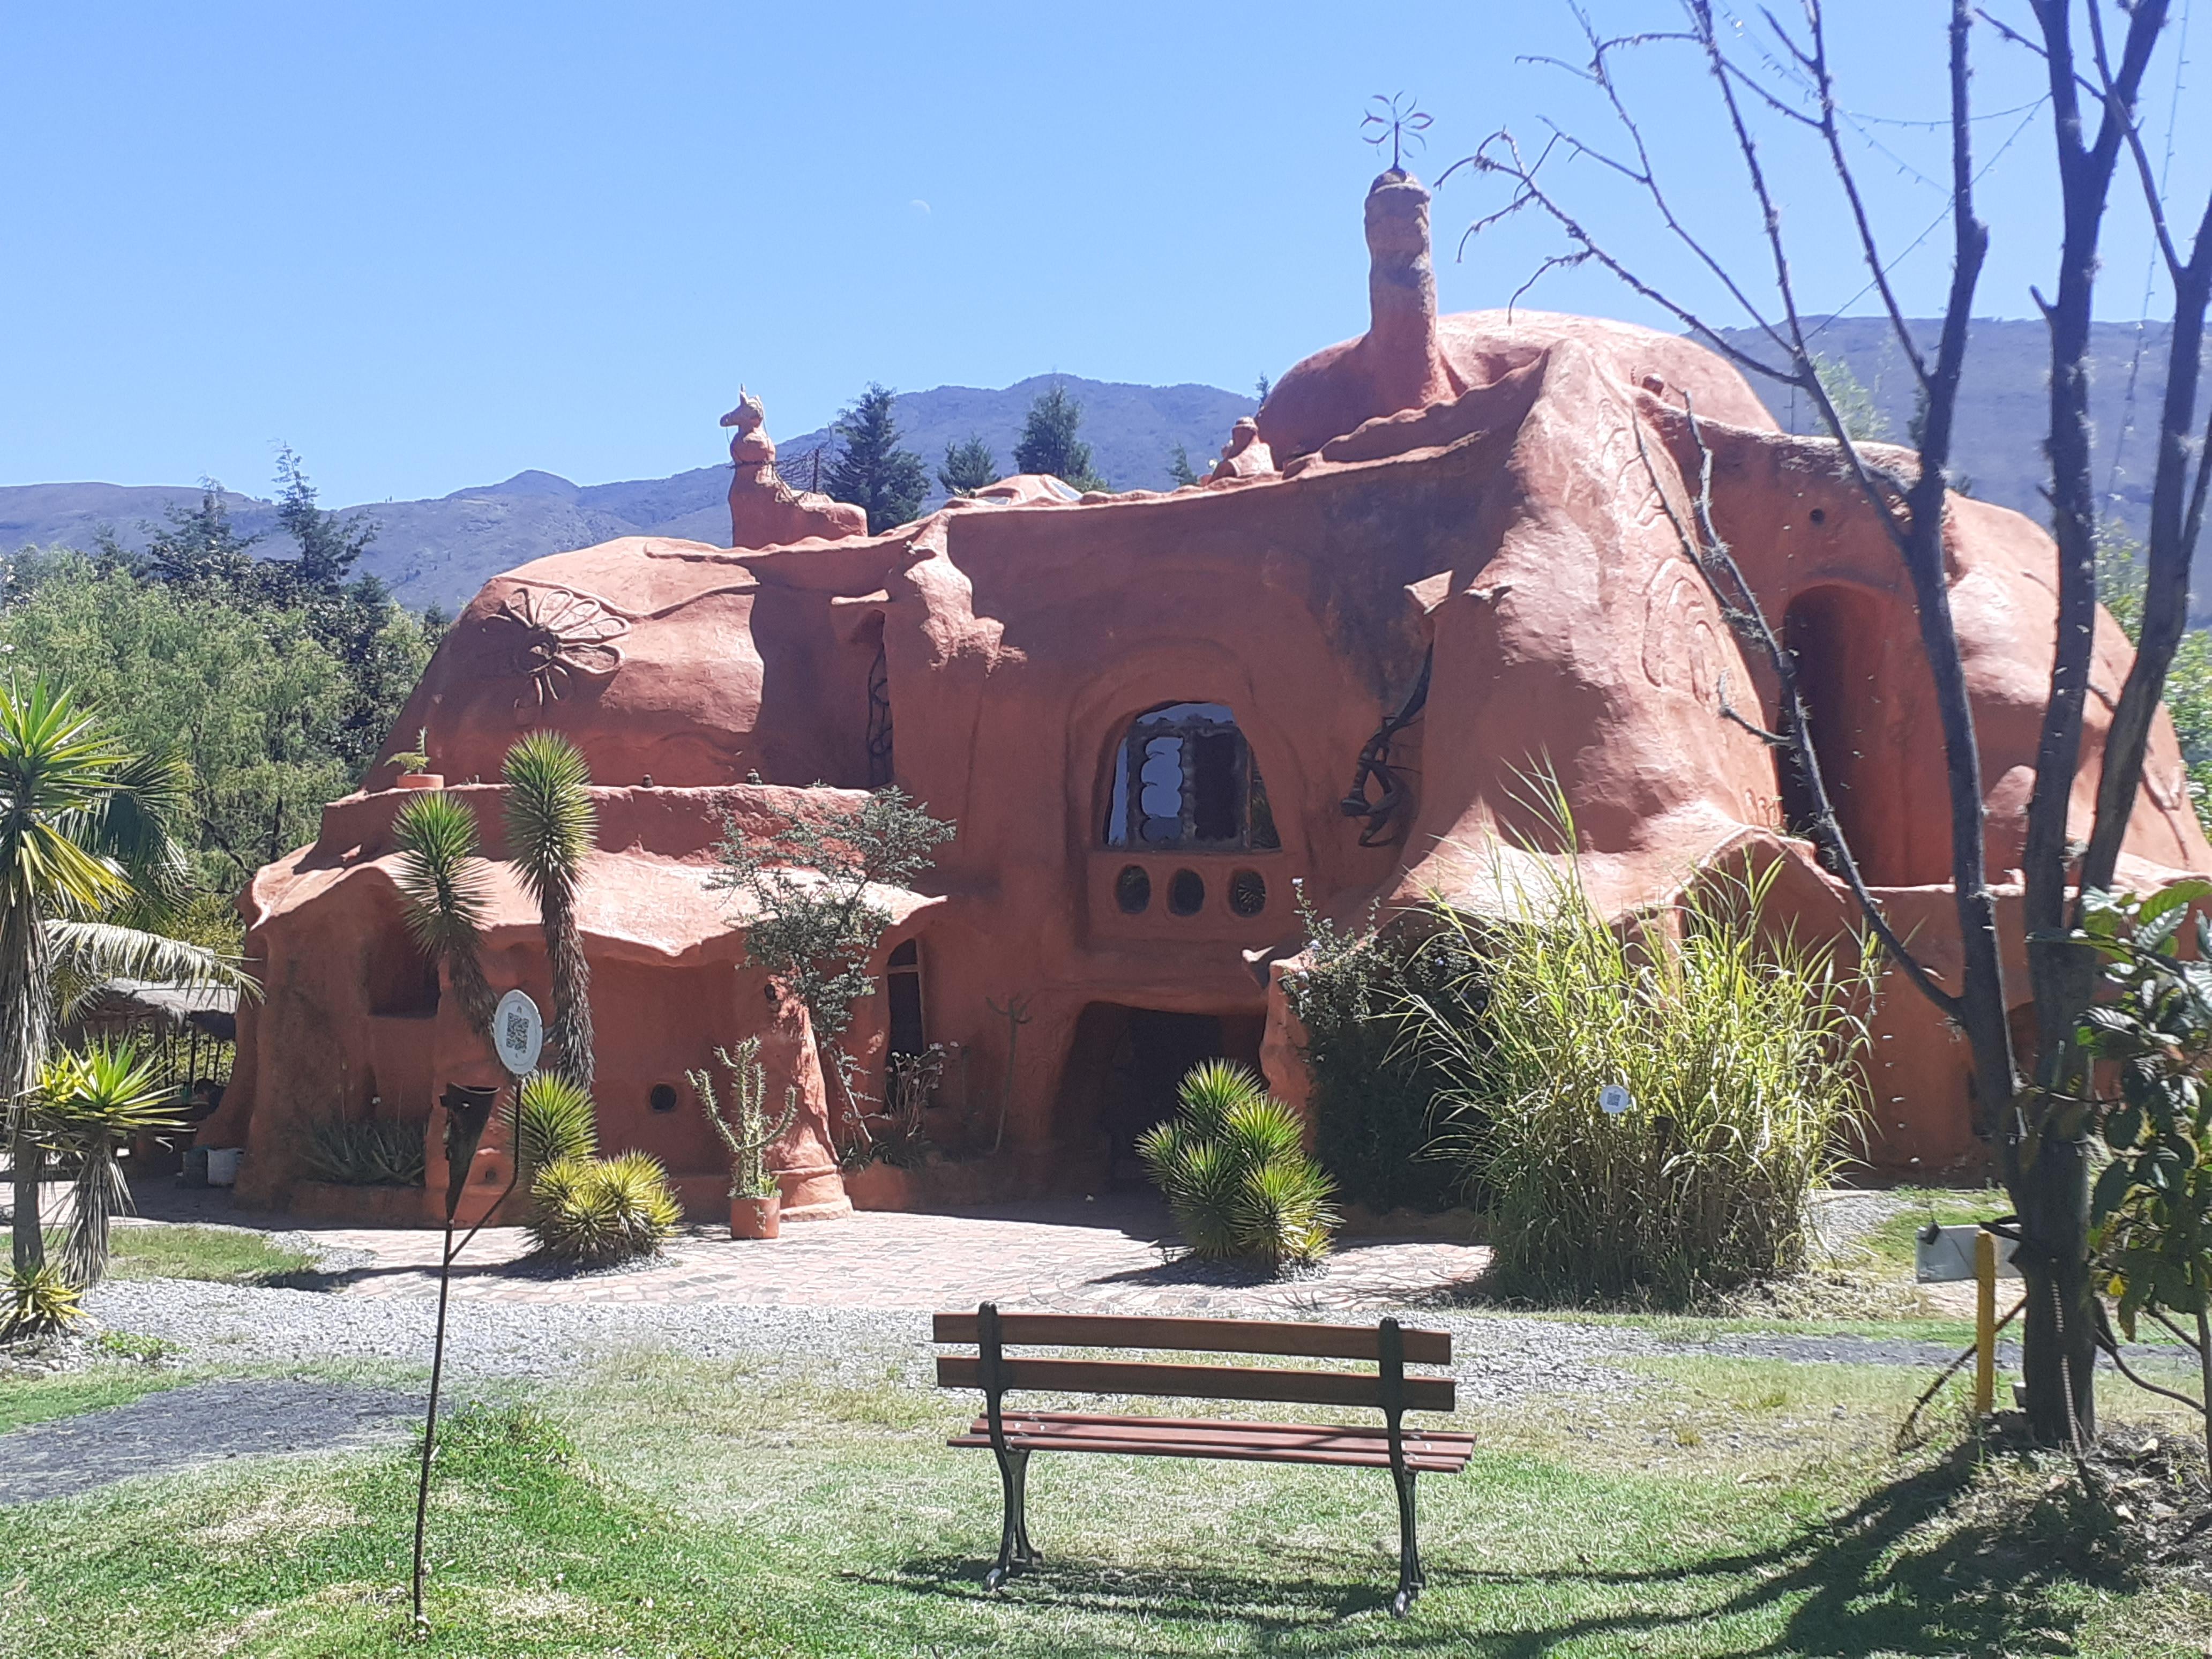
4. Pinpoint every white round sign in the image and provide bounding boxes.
[493,989,544,1078]
[1600,1085,1632,1117]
